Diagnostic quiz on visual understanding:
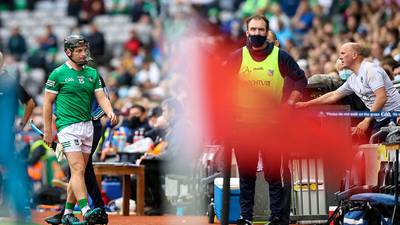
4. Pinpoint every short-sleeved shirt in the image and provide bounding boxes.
[337,60,400,121]
[45,63,103,131]
[1,69,32,104]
